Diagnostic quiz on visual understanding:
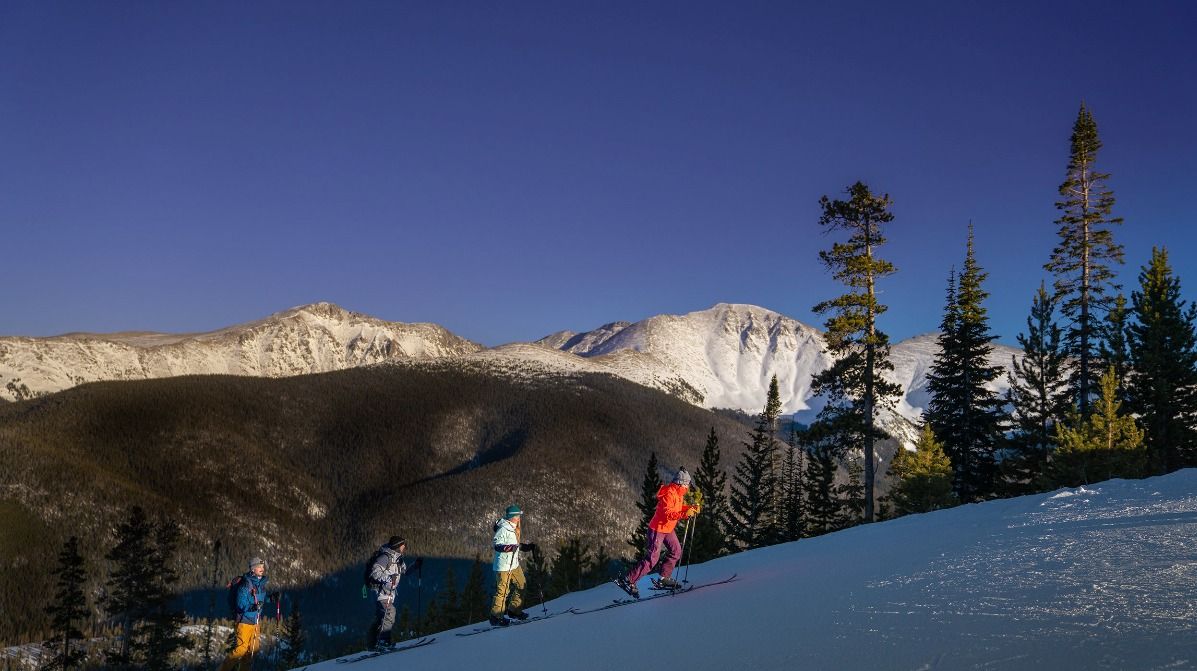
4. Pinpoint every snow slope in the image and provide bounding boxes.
[308,471,1197,671]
